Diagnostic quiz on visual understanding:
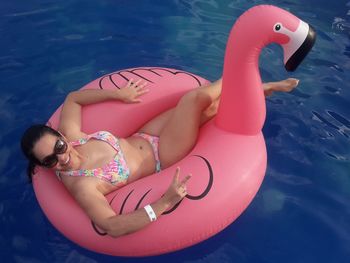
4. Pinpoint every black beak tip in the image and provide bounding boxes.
[285,25,316,72]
